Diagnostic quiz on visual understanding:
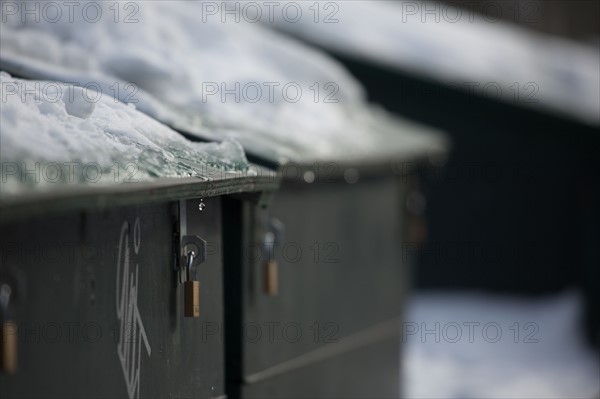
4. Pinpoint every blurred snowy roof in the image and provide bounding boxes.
[267,1,600,126]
